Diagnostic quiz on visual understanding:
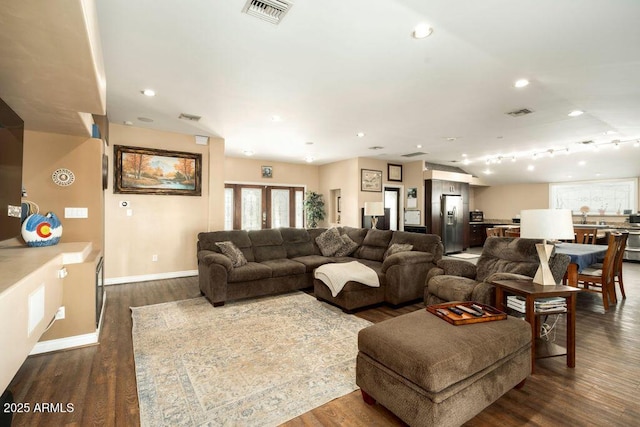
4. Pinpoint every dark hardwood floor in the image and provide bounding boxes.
[7,262,640,426]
